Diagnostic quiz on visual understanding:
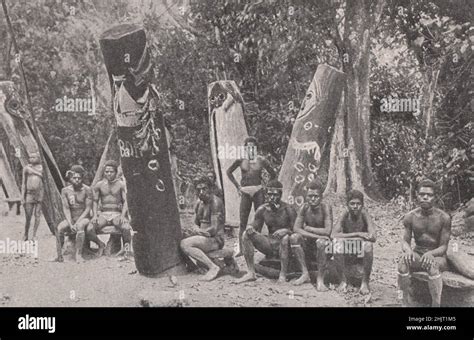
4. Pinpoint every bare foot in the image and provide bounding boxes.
[336,281,348,293]
[96,244,105,258]
[200,266,221,282]
[235,272,257,284]
[359,282,370,295]
[294,273,311,286]
[316,280,329,292]
[74,256,86,264]
[277,274,287,284]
